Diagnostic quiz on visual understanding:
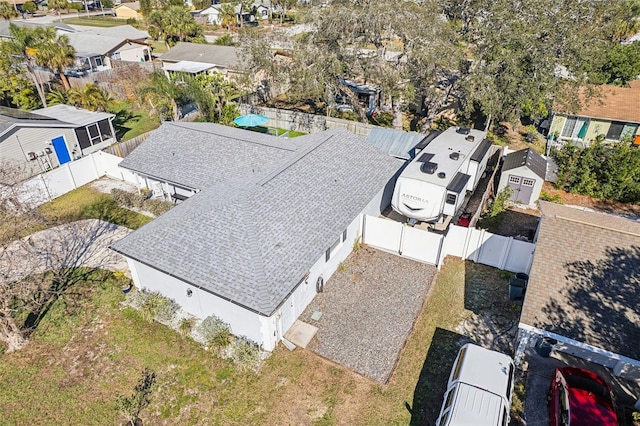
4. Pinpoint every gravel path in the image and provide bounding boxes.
[1,219,132,282]
[299,246,437,383]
